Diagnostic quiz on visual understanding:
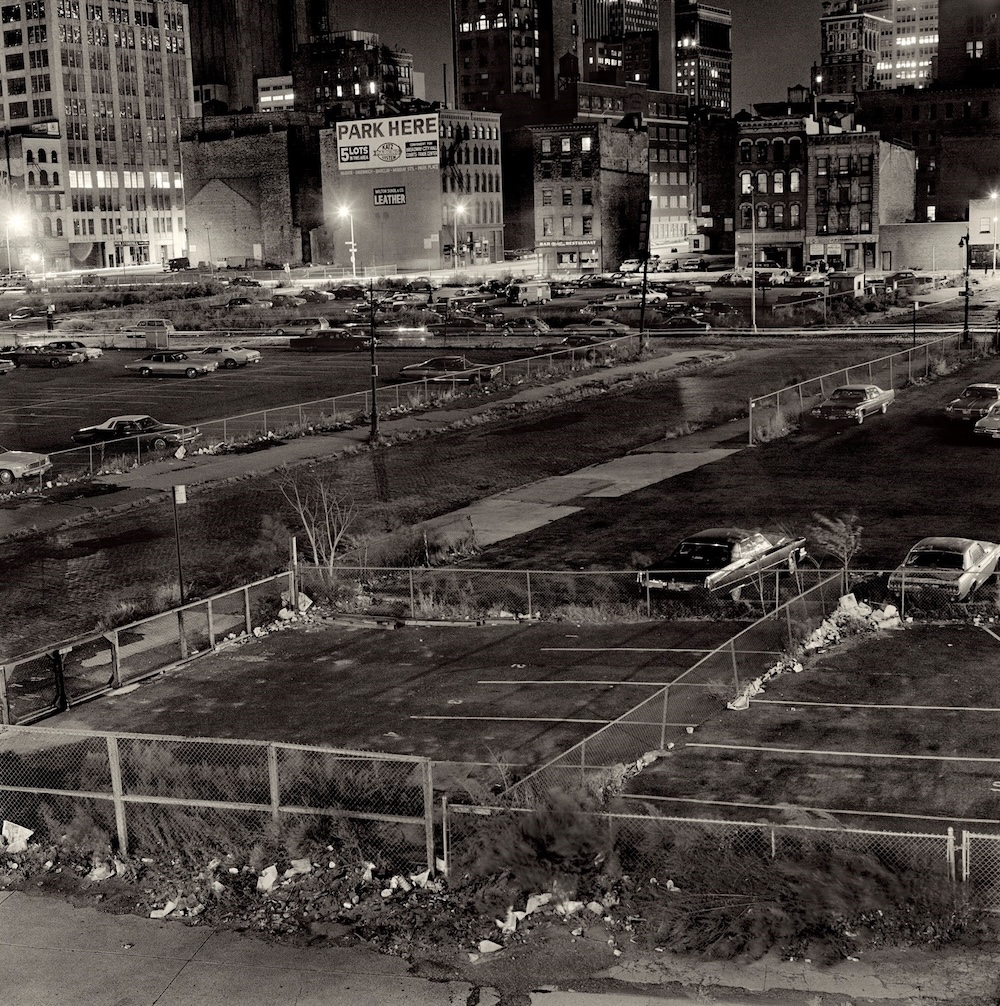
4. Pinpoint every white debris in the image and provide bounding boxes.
[283,858,312,879]
[554,899,584,916]
[1,820,33,853]
[85,863,113,883]
[256,865,279,893]
[361,862,375,883]
[478,939,503,954]
[495,907,528,933]
[149,900,176,919]
[524,892,552,915]
[586,901,605,915]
